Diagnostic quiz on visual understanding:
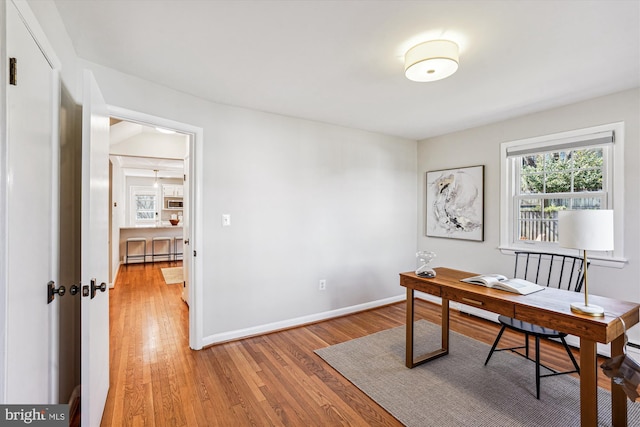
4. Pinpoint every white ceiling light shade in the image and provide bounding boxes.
[404,39,459,82]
